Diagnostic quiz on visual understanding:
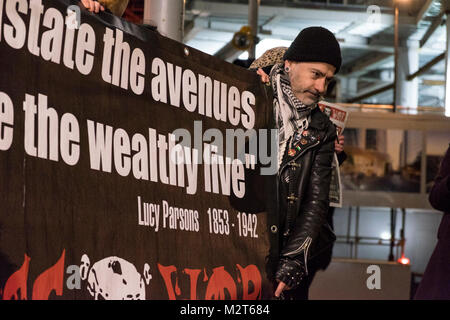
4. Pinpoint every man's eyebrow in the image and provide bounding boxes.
[310,68,334,80]
[311,68,325,77]
[310,68,324,75]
